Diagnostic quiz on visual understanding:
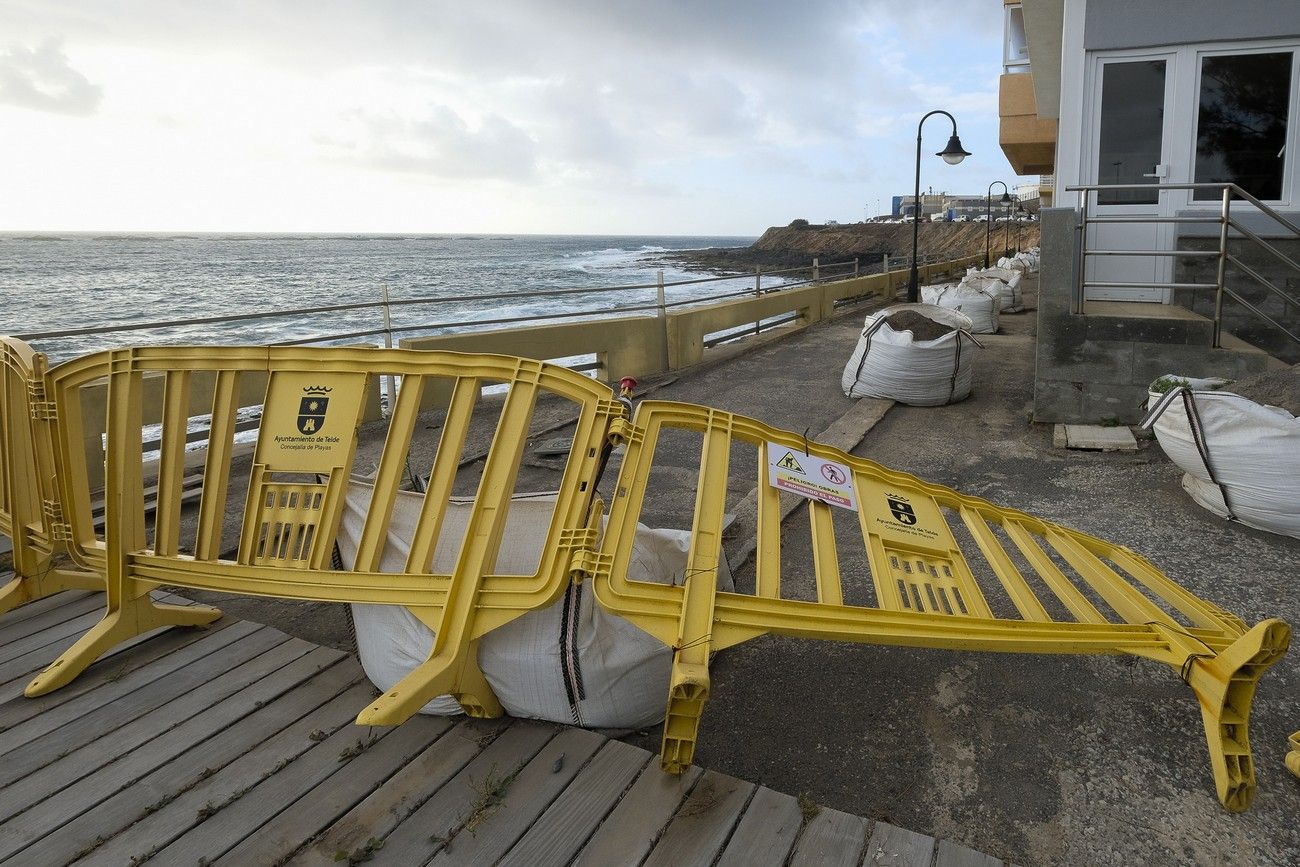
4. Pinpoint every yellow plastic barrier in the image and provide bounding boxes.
[18,342,1289,812]
[0,338,101,613]
[589,401,1289,813]
[27,345,620,723]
